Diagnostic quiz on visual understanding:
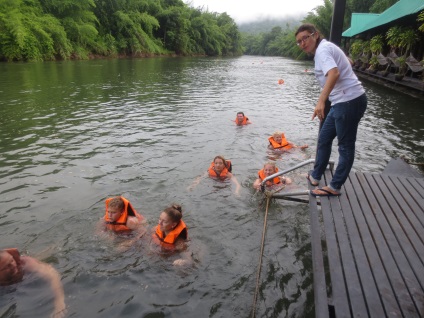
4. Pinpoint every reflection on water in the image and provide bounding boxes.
[0,56,423,317]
